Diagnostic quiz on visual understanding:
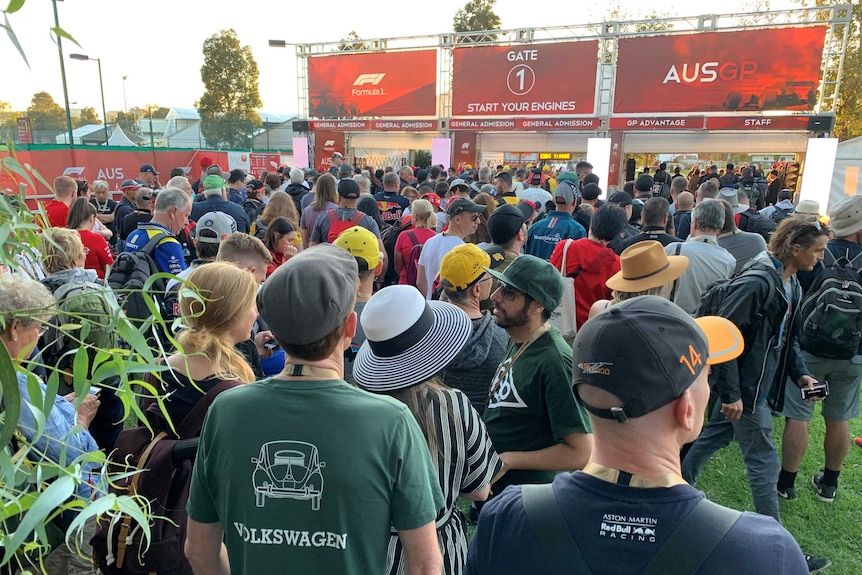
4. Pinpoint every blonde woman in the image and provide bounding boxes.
[395,198,437,286]
[154,261,257,424]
